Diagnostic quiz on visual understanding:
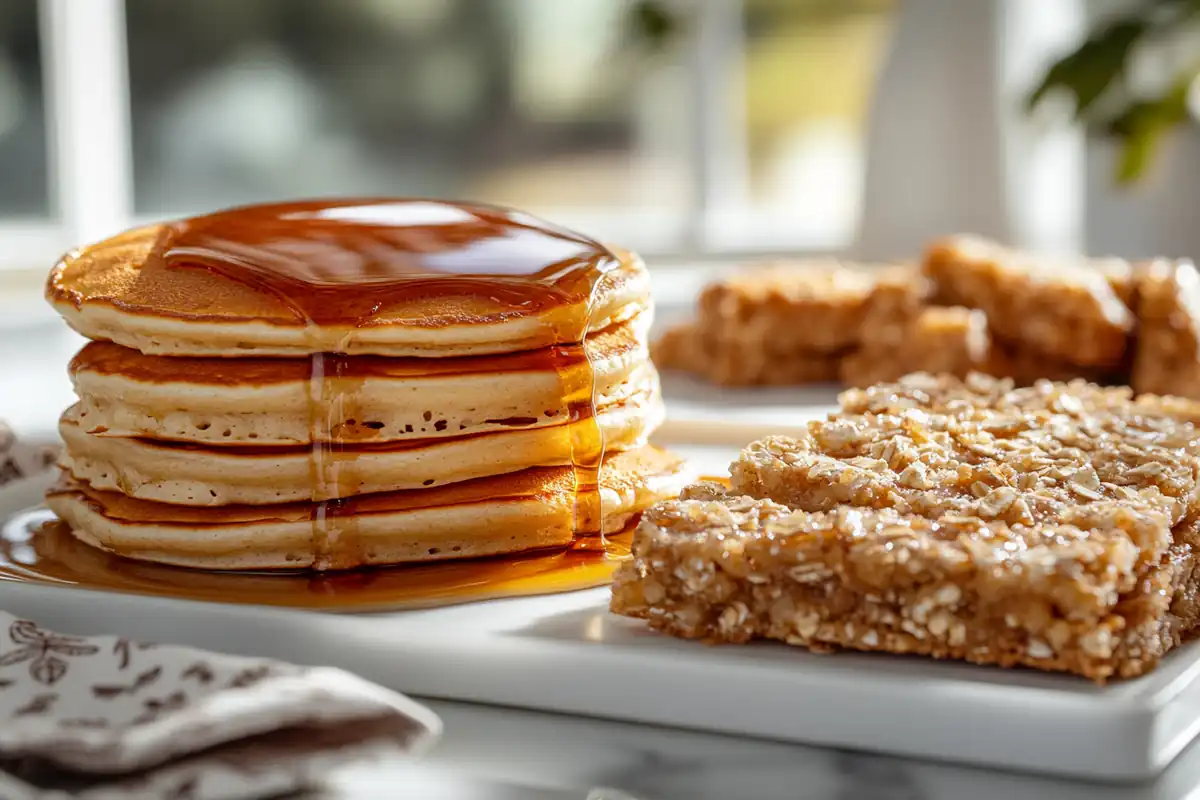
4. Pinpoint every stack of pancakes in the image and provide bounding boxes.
[43,199,688,571]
